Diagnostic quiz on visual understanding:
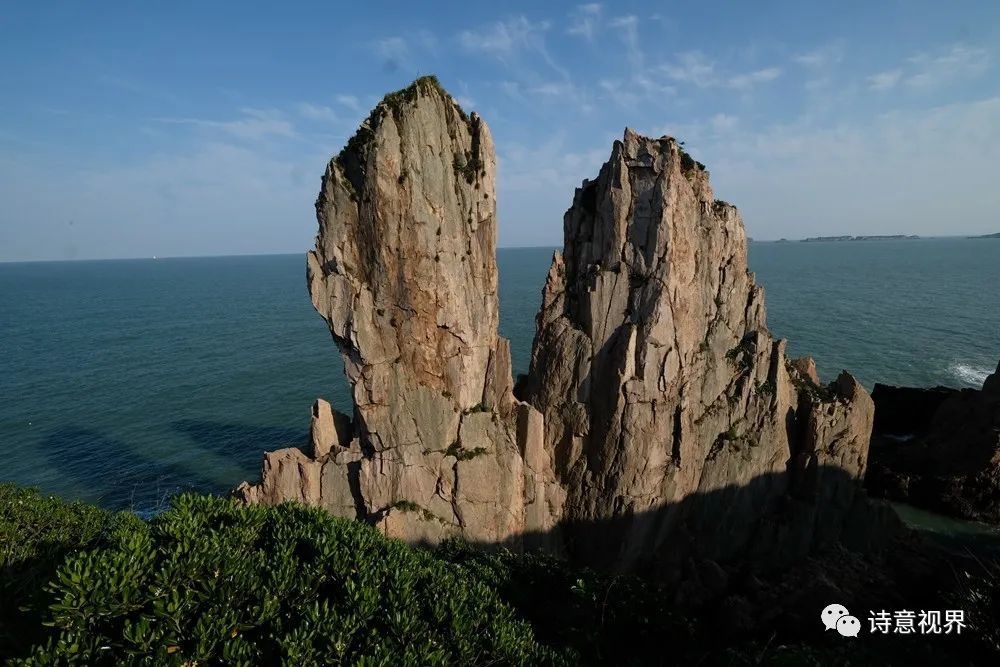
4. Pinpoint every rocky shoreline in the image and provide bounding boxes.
[866,365,1000,523]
